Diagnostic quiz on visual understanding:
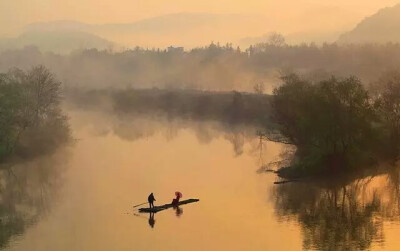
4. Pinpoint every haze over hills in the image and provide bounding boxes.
[25,13,269,49]
[1,6,395,54]
[0,31,114,54]
[22,10,360,49]
[338,3,400,44]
